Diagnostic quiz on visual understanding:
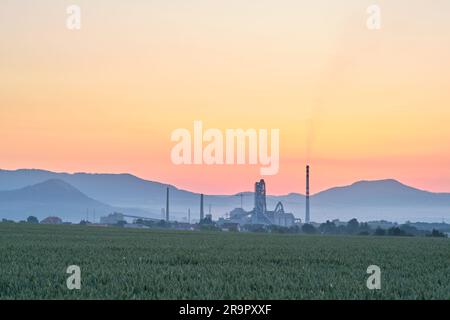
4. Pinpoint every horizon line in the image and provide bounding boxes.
[1,167,448,196]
